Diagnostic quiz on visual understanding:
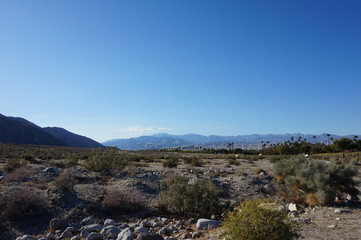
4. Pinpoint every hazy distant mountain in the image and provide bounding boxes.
[0,114,103,148]
[43,127,103,148]
[103,135,192,150]
[103,133,358,150]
